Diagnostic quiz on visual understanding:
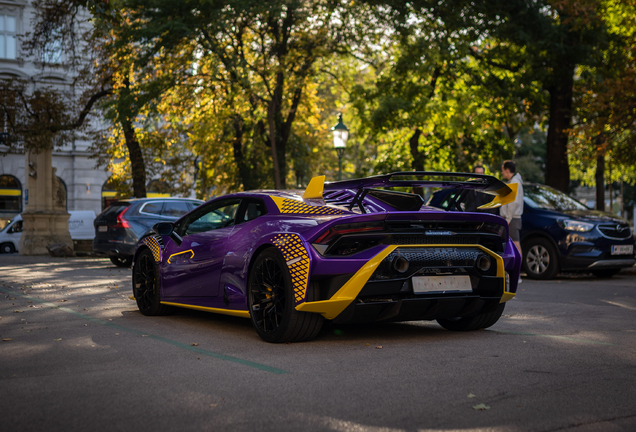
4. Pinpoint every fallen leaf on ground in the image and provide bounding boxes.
[14,310,23,313]
[375,346,383,349]
[192,343,199,346]
[472,404,490,410]
[2,338,13,341]
[54,338,62,341]
[467,393,476,398]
